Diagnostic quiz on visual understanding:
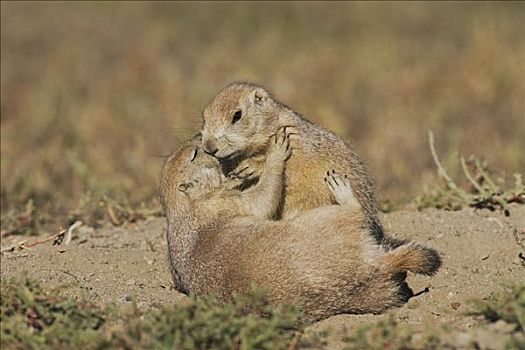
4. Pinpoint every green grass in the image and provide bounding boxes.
[1,2,524,232]
[0,278,309,350]
[343,317,414,350]
[469,283,525,349]
[3,278,524,349]
[1,278,106,349]
[342,283,525,350]
[470,283,525,332]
